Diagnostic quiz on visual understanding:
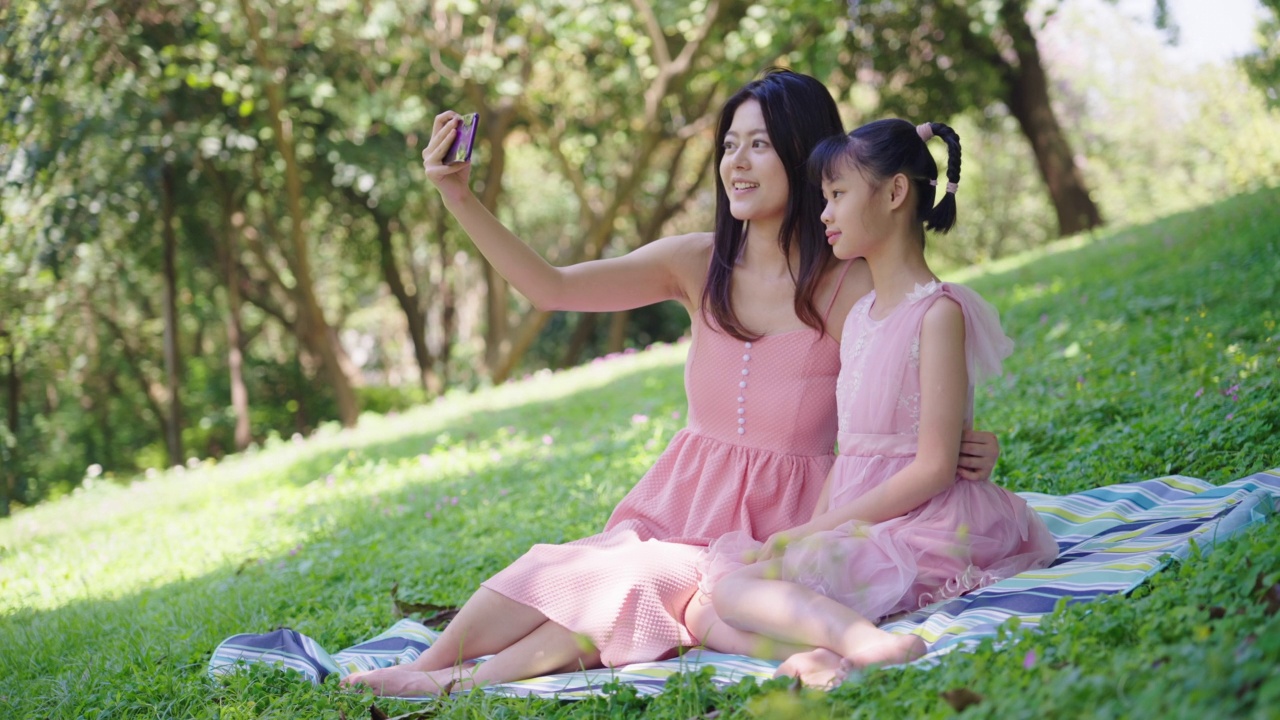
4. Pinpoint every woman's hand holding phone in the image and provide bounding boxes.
[422,111,474,203]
